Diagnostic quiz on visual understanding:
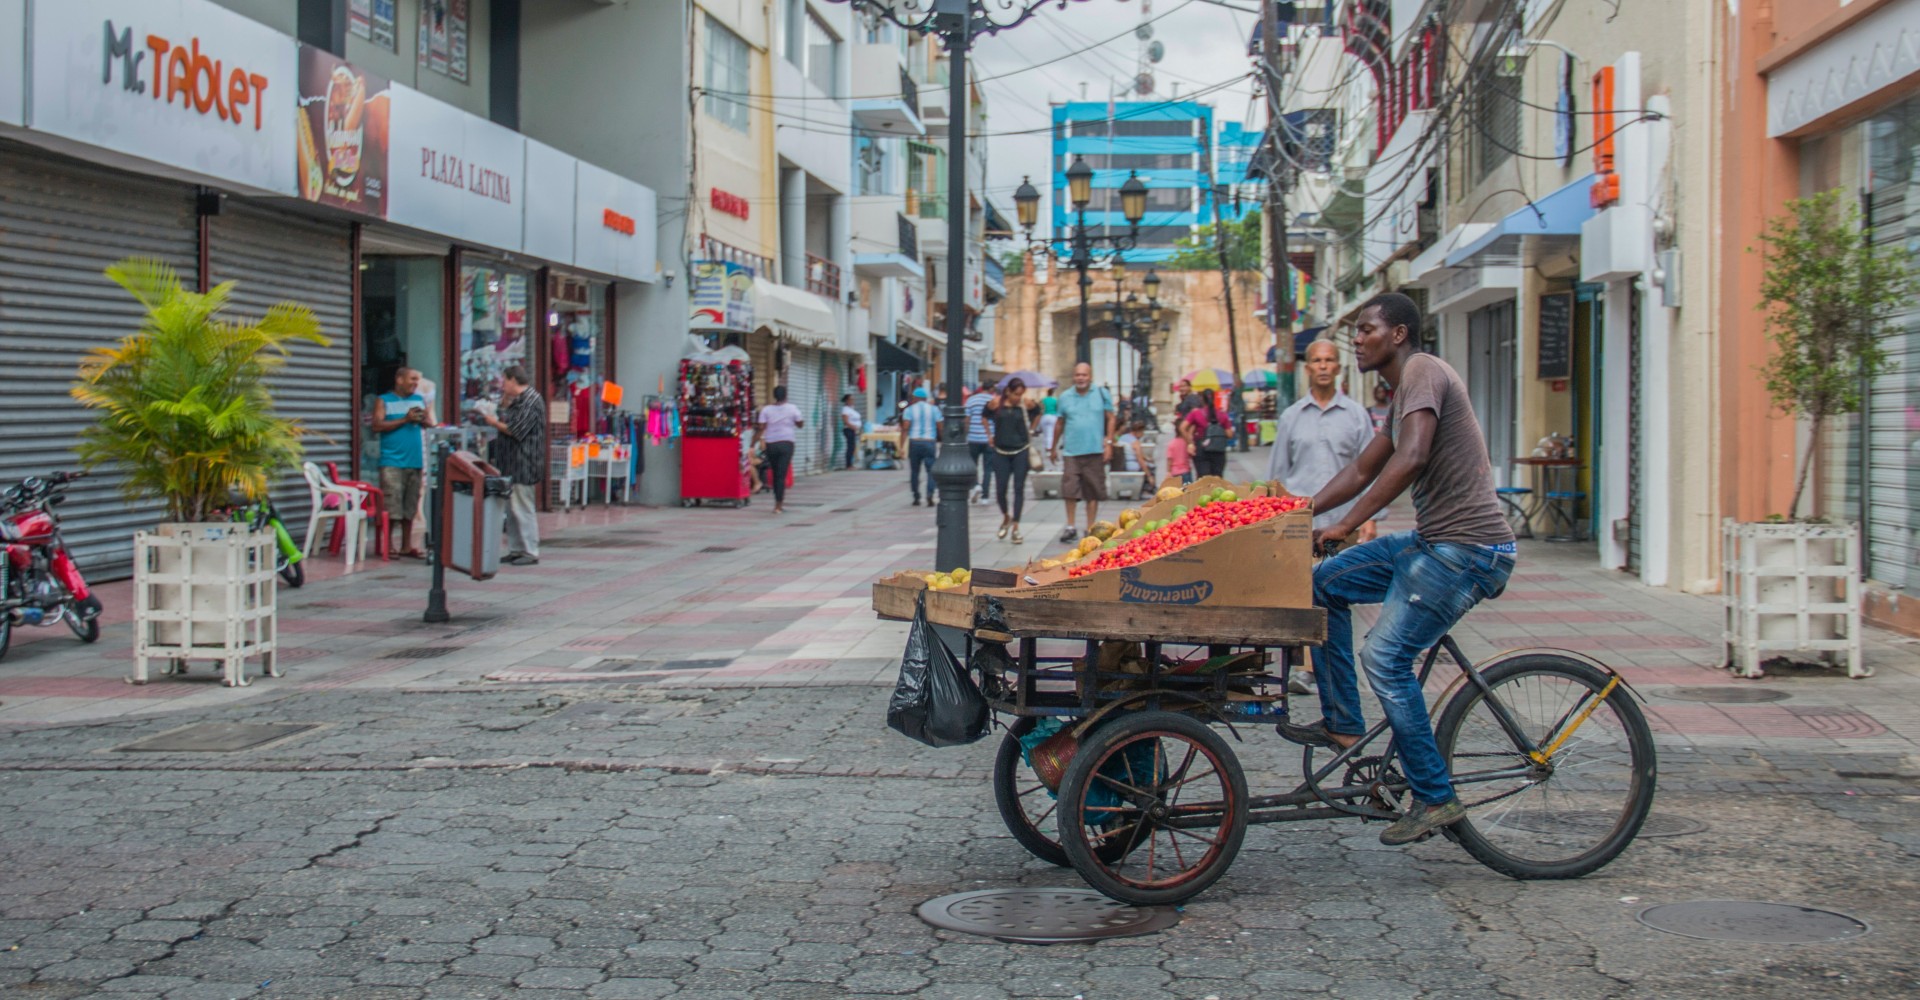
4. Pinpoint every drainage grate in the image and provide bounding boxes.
[699,546,736,554]
[920,889,1180,945]
[654,658,733,672]
[381,646,462,660]
[831,508,858,513]
[1656,686,1789,704]
[1499,811,1707,839]
[1636,901,1869,944]
[116,722,319,753]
